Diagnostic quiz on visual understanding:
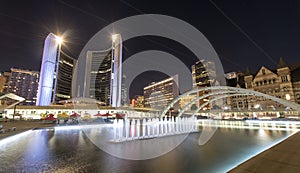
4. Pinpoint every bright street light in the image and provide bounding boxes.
[55,35,63,45]
[112,34,118,43]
